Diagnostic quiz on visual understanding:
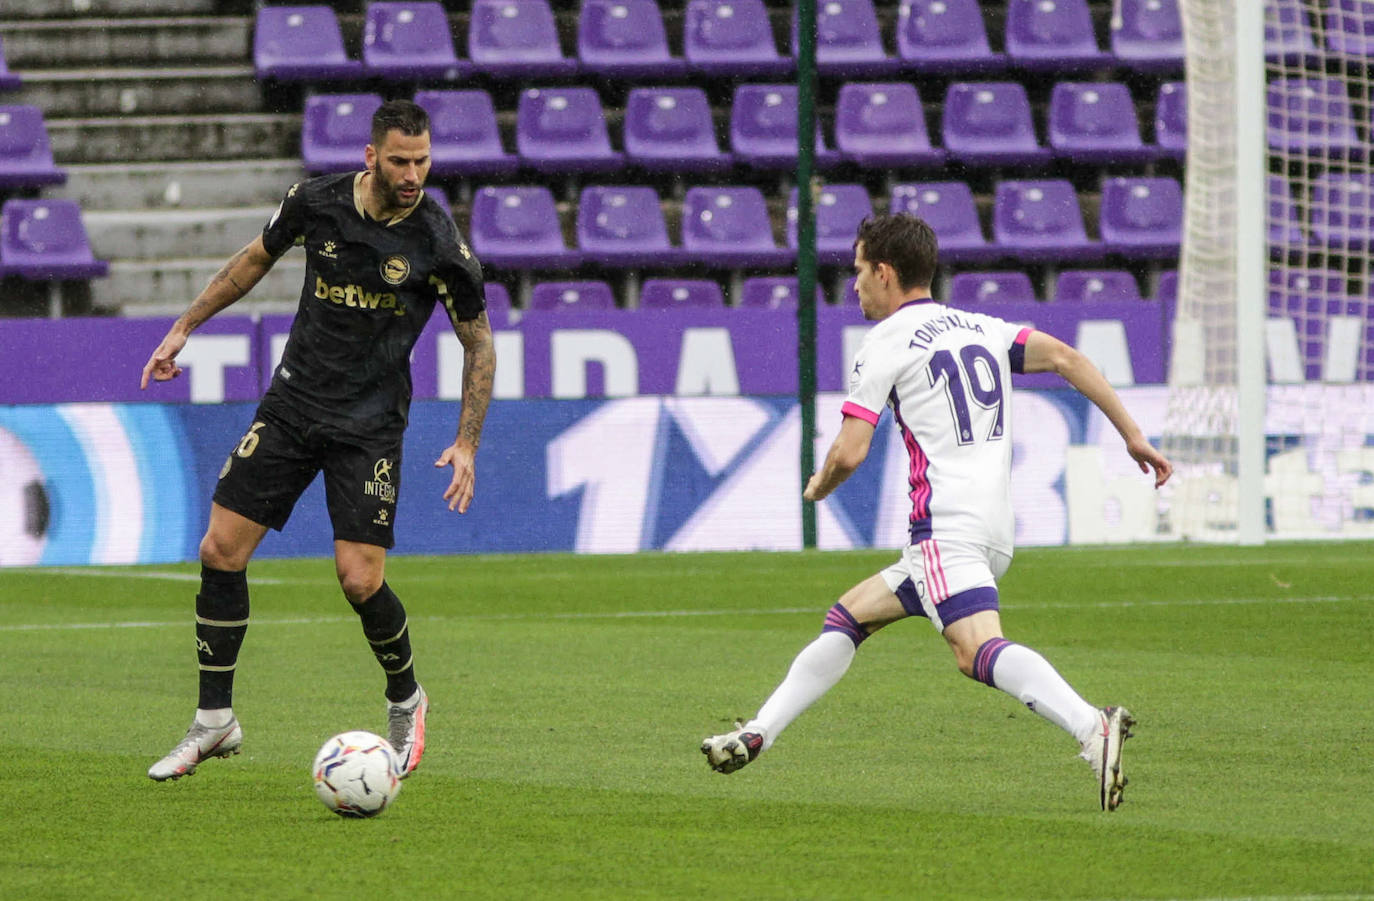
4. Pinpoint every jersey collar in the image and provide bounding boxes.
[353,172,424,227]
